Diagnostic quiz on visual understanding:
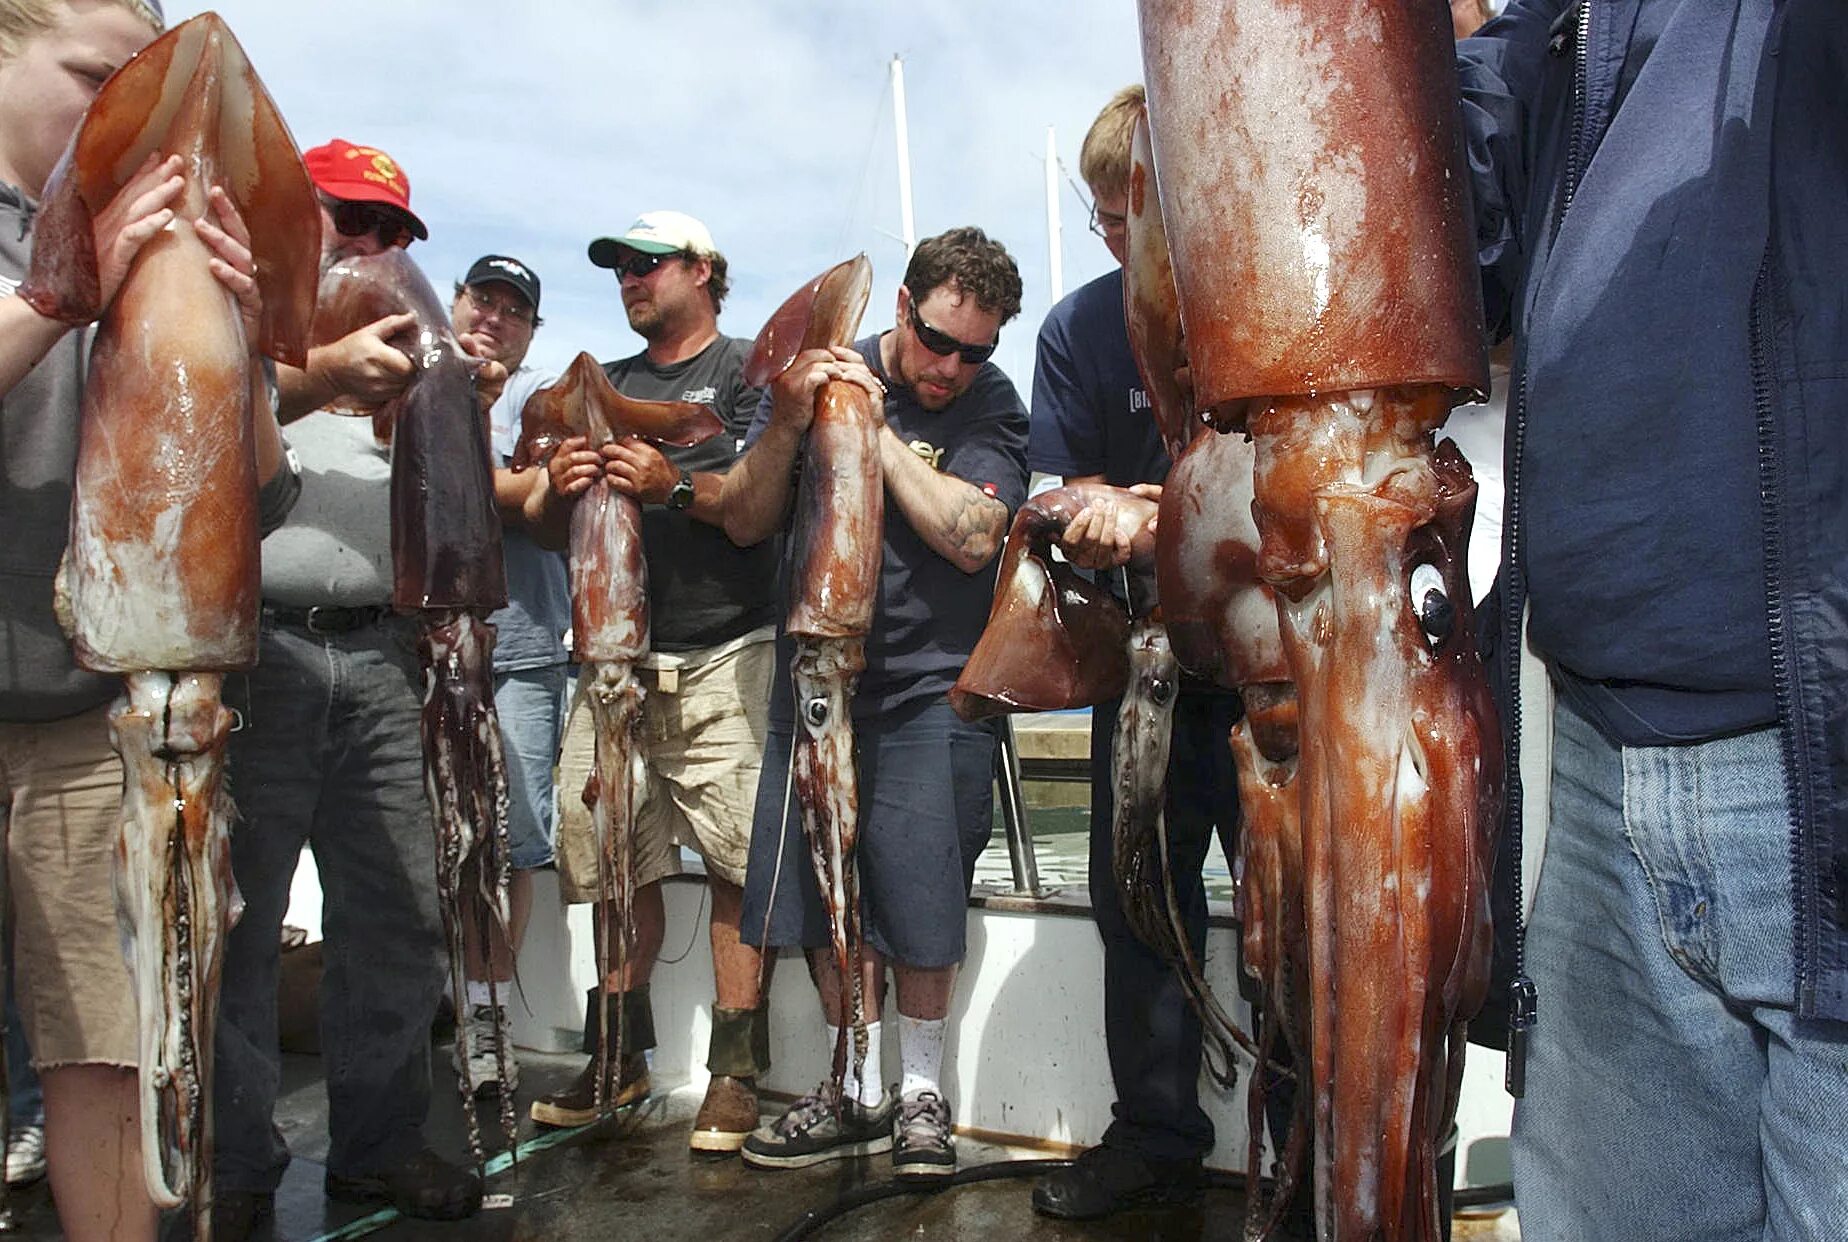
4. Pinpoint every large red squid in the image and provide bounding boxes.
[310,245,518,1162]
[744,256,881,1105]
[1137,2,1502,1238]
[18,14,319,1233]
[511,354,722,1117]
